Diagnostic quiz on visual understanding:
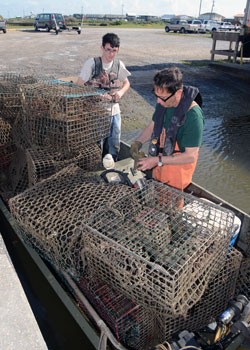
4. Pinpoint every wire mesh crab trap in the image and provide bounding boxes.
[76,276,159,350]
[8,164,133,279]
[21,80,111,152]
[0,73,38,123]
[0,116,16,169]
[26,144,102,187]
[156,247,242,341]
[235,257,250,299]
[0,147,29,200]
[81,180,236,316]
